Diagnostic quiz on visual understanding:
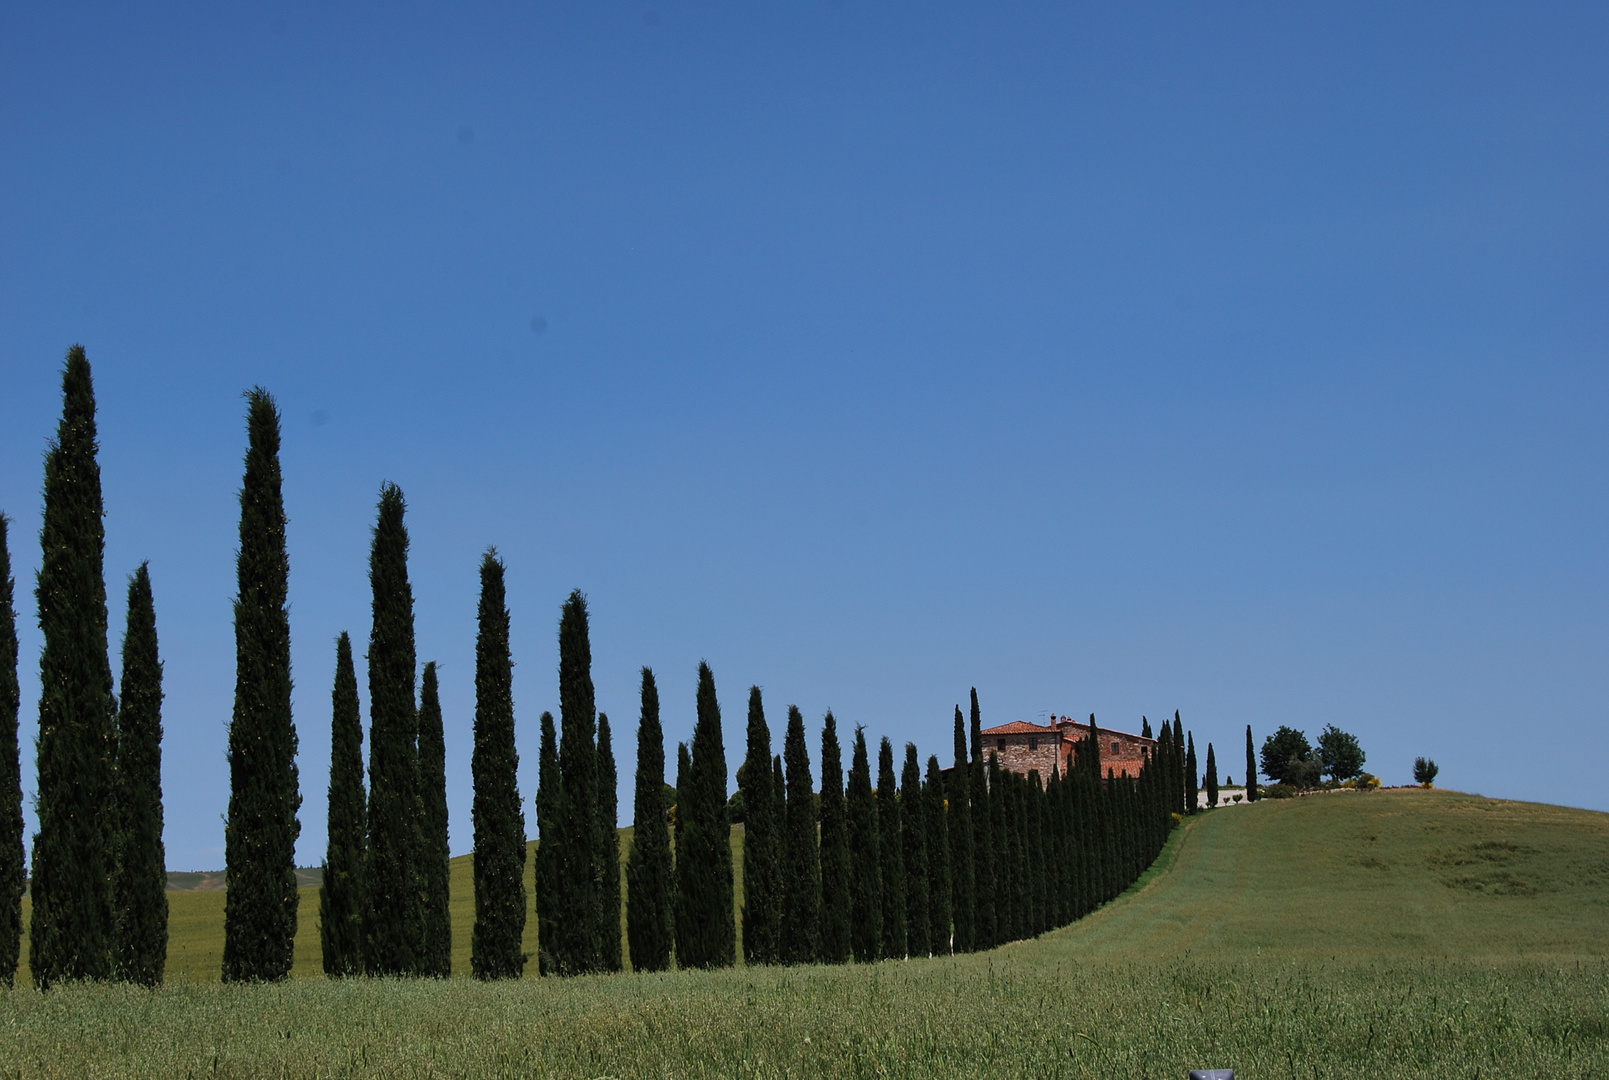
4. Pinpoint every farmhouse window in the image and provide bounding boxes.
[1111,741,1120,754]
[998,739,1006,751]
[1028,738,1038,751]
